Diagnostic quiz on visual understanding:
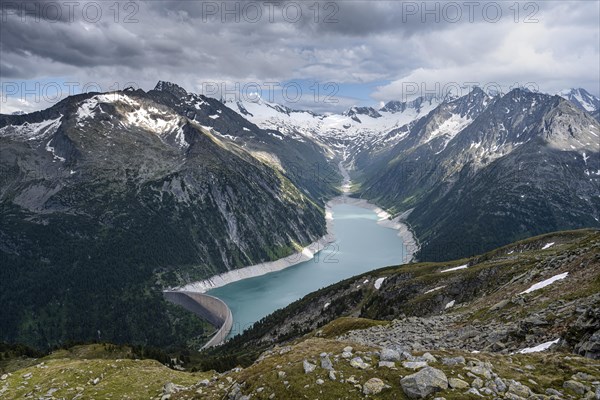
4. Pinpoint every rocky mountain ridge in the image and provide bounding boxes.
[558,88,600,114]
[0,83,338,350]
